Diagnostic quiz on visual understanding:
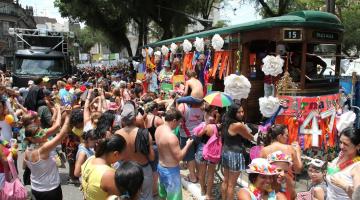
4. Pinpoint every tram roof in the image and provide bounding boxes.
[146,10,344,47]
